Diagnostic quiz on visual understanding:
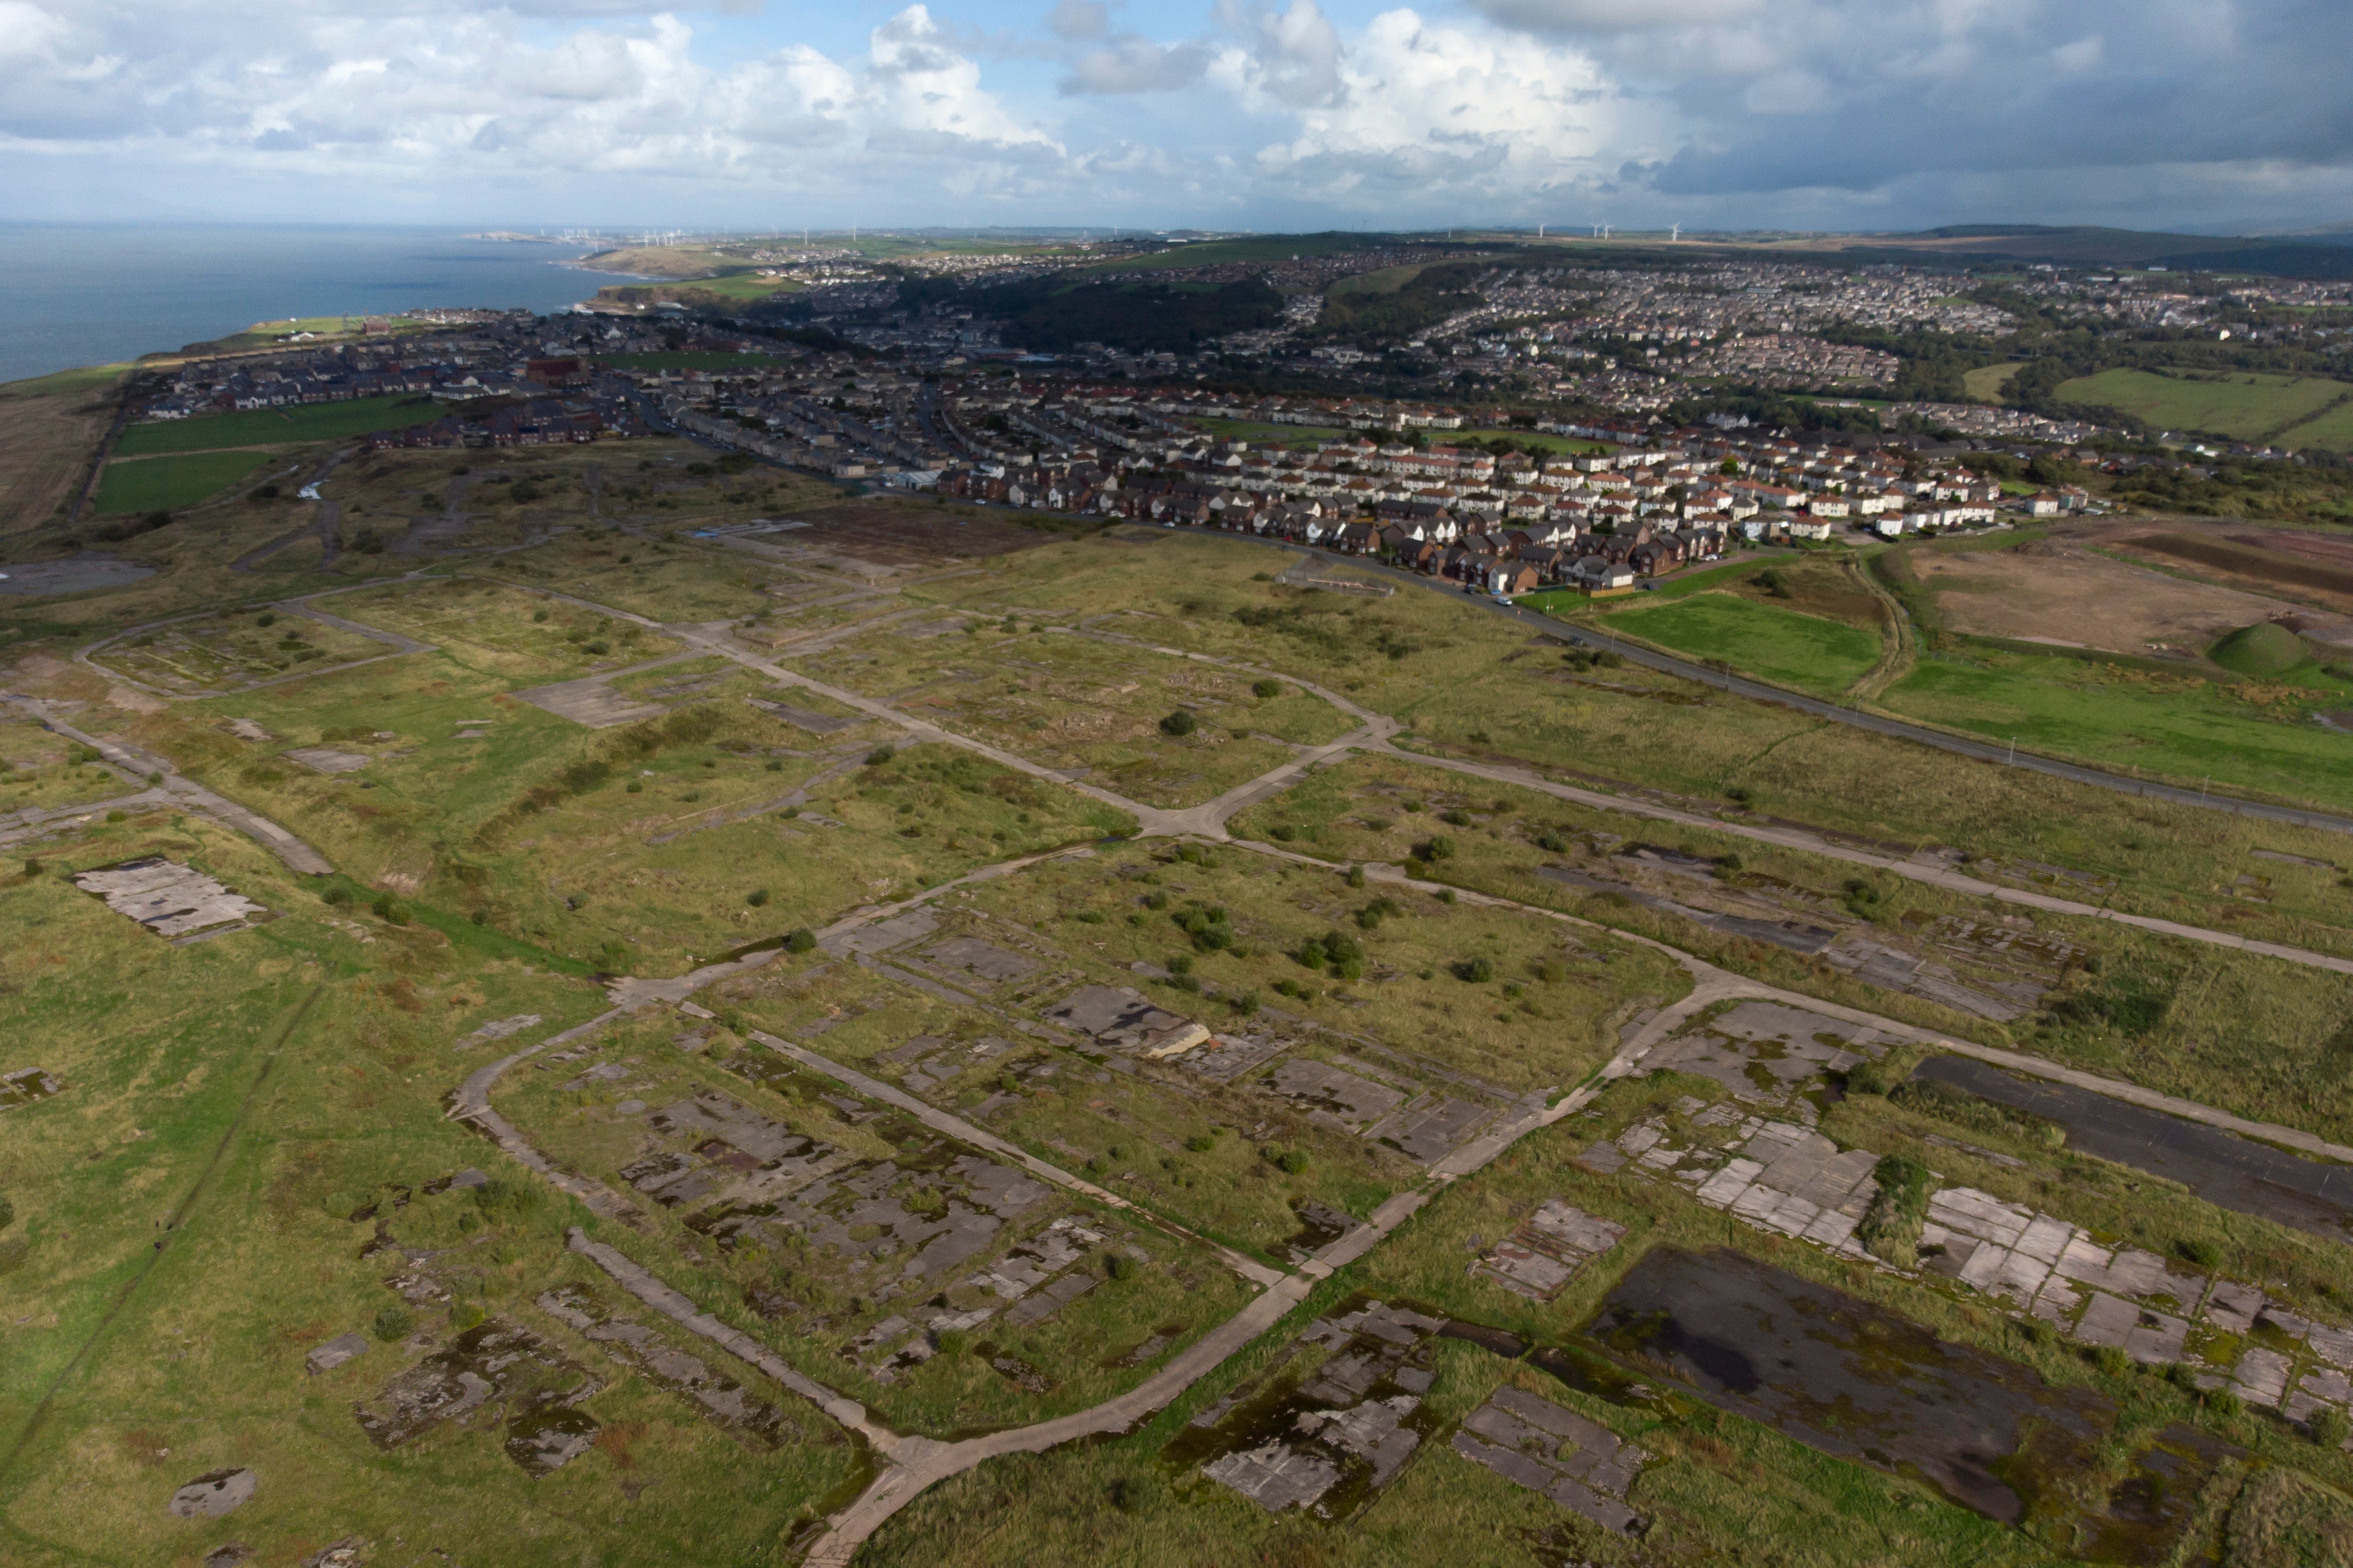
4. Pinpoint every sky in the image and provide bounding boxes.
[4,0,2350,235]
